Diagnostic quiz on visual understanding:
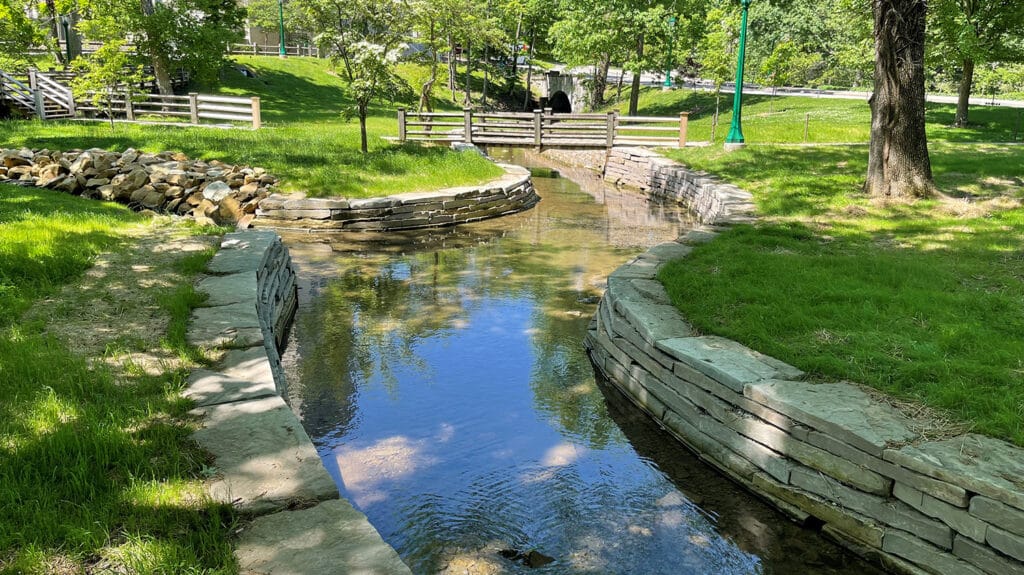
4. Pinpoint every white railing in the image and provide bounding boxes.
[29,70,75,117]
[75,92,262,129]
[229,43,320,57]
[0,72,35,113]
